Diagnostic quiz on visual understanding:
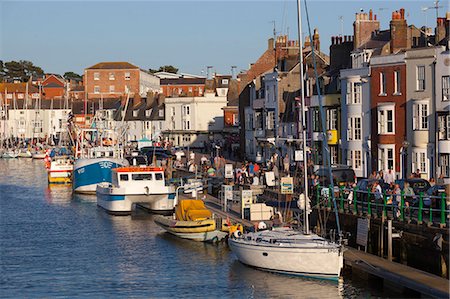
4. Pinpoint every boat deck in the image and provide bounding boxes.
[178,193,254,228]
[344,247,449,298]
